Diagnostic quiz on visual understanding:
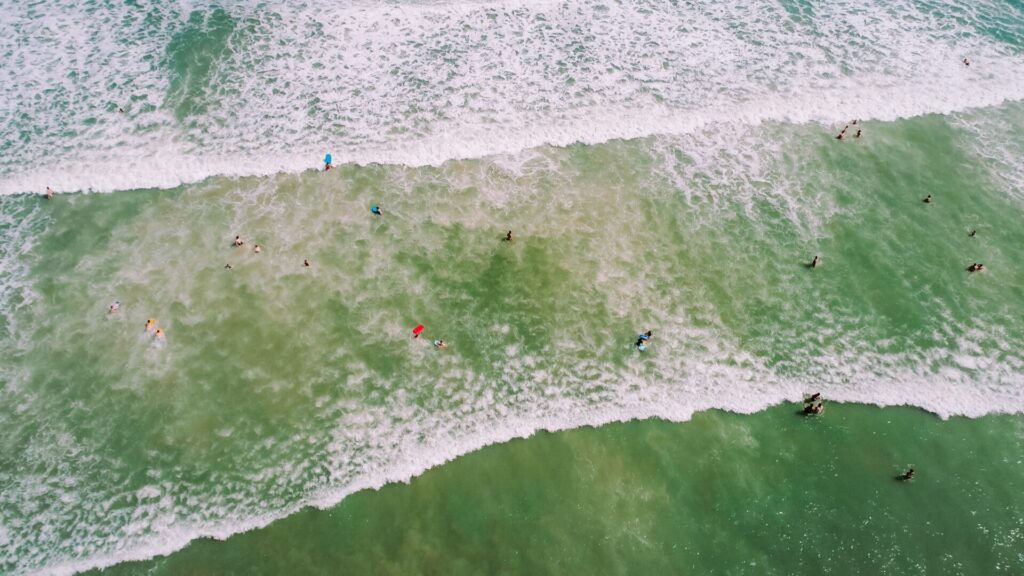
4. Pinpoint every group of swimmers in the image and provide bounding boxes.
[835,119,863,141]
